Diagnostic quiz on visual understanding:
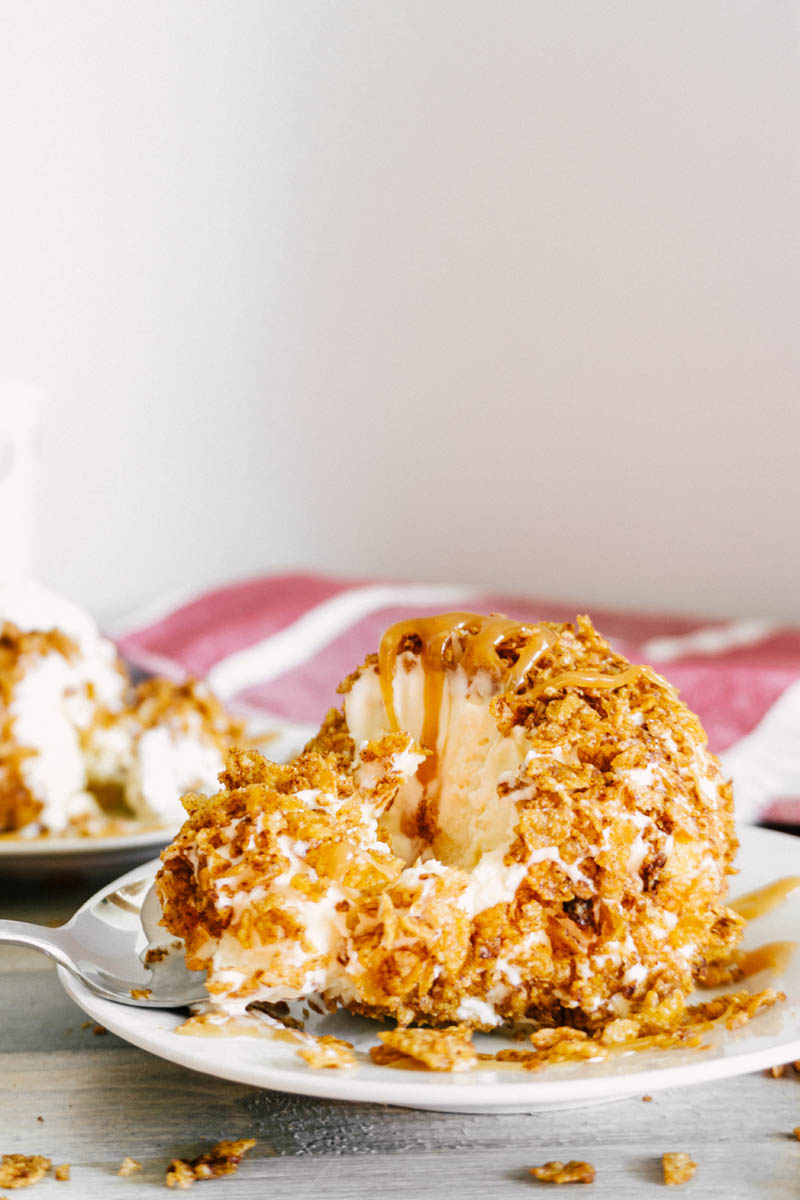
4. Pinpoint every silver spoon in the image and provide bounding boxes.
[0,864,207,1008]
